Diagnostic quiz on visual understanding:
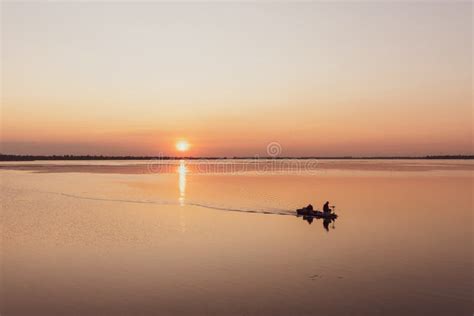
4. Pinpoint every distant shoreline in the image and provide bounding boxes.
[1,154,472,161]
